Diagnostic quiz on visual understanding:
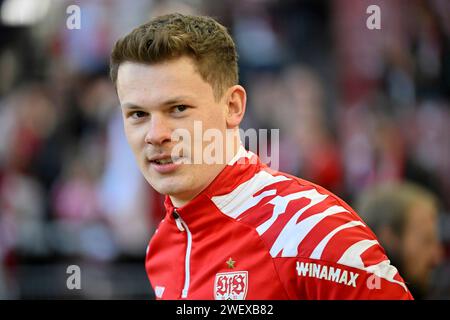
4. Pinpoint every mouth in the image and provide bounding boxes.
[150,157,175,165]
[147,155,185,174]
[149,155,184,165]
